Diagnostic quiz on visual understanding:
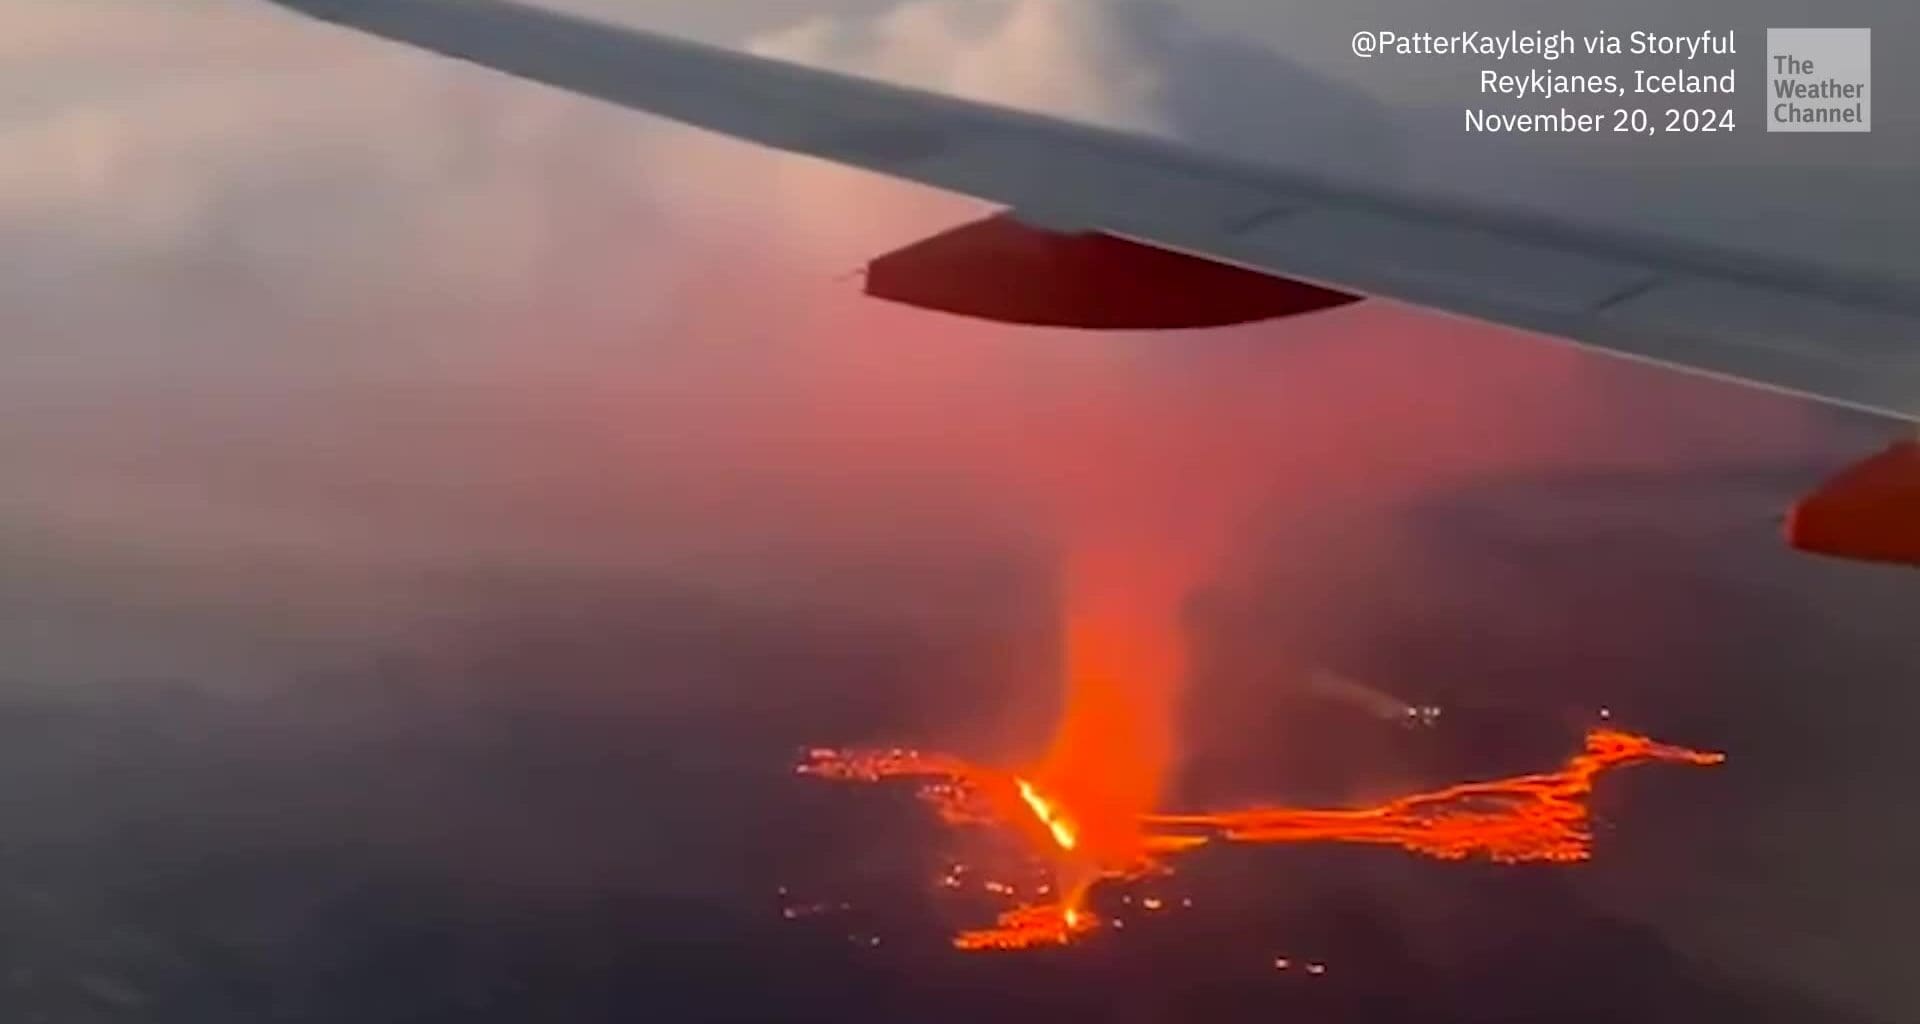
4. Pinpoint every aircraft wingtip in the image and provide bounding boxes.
[1785,440,1920,568]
